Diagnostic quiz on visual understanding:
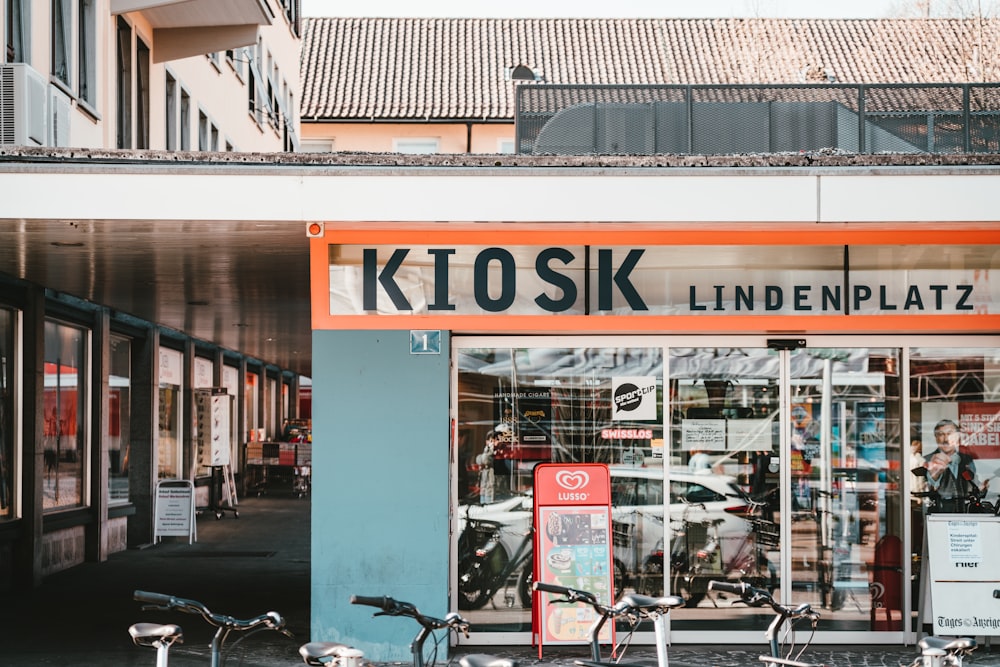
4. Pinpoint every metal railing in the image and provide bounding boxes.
[515,83,1000,155]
